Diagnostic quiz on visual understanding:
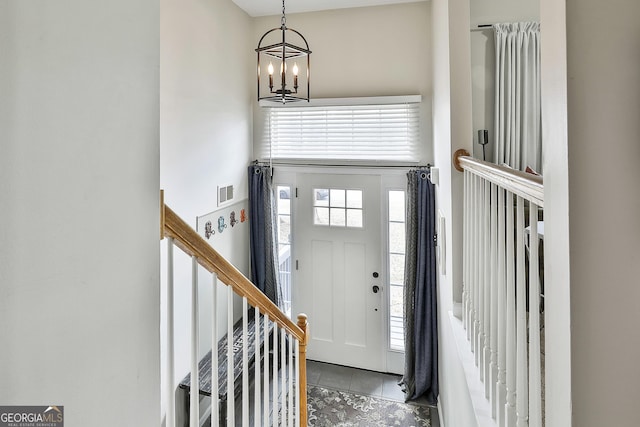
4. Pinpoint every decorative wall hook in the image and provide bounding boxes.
[218,216,227,233]
[204,221,215,239]
[230,211,238,227]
